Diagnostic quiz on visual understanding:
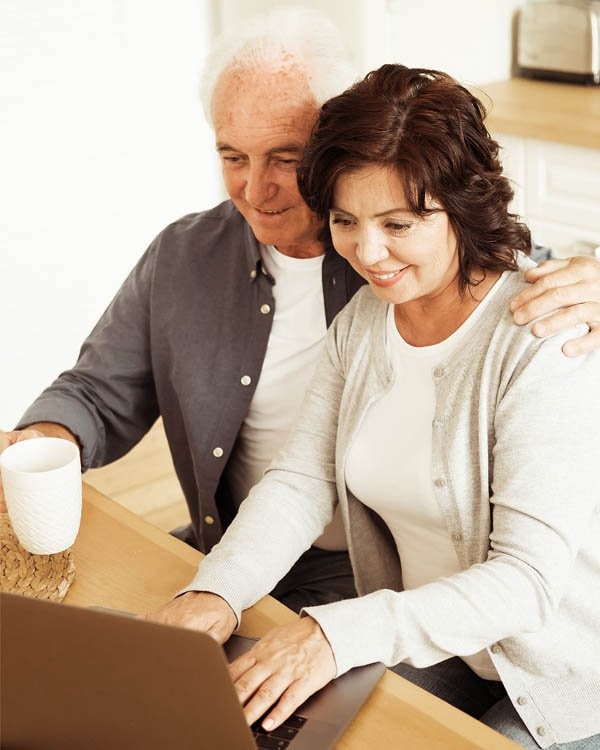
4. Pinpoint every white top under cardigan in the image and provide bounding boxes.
[186,268,600,748]
[346,275,507,681]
